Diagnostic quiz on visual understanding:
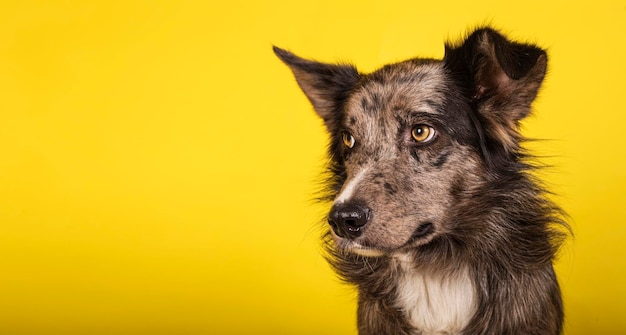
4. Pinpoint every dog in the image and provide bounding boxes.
[274,27,568,335]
